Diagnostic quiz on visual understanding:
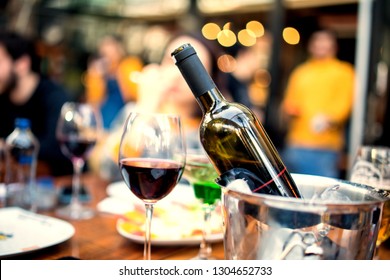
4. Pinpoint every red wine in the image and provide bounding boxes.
[172,44,302,198]
[119,158,184,203]
[59,138,96,159]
